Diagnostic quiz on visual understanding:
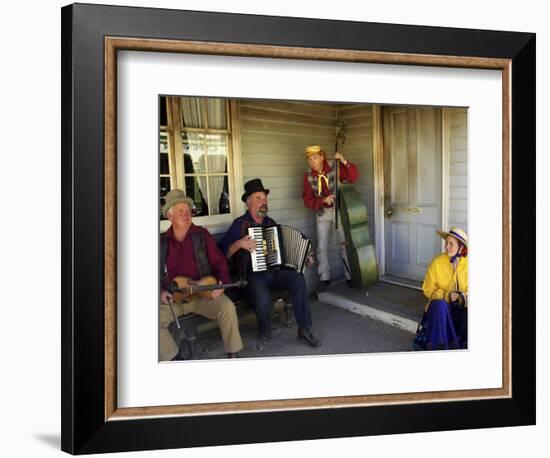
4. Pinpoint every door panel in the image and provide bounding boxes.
[417,223,440,267]
[391,222,409,264]
[418,109,439,206]
[392,111,409,205]
[383,107,442,281]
